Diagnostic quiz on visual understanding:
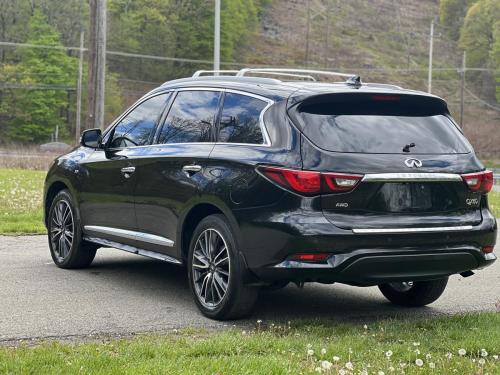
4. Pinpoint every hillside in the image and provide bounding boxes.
[246,0,499,157]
